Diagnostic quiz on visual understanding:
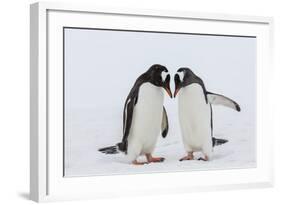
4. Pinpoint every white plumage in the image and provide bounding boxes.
[127,83,164,161]
[178,84,213,158]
